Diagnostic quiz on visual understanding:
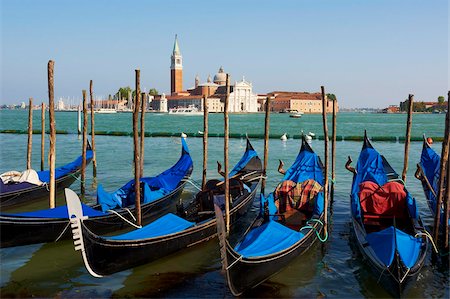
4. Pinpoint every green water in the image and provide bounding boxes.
[0,110,448,298]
